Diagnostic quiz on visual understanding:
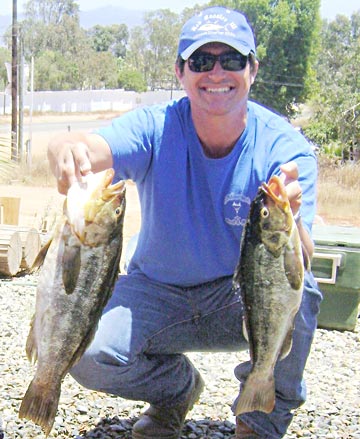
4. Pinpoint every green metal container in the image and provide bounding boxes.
[312,225,360,331]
